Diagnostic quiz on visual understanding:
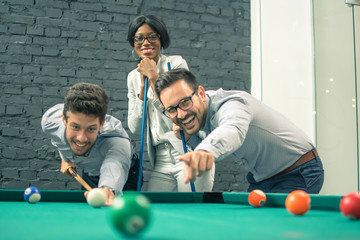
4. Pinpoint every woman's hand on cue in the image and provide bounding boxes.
[137,58,158,84]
